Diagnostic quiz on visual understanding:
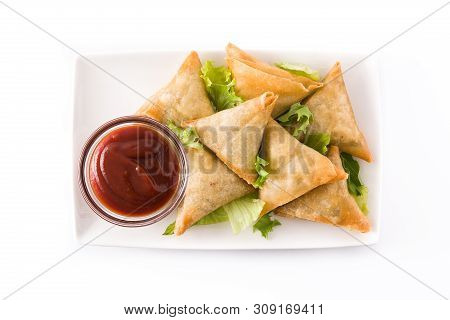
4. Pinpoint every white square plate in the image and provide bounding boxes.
[73,50,381,249]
